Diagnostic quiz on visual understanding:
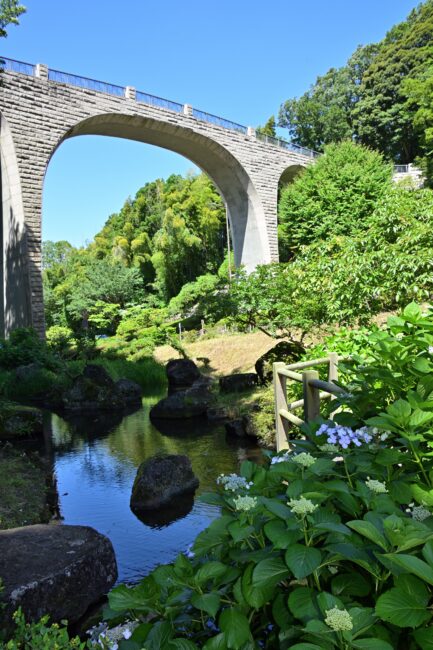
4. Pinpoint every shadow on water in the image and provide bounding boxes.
[44,393,263,583]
